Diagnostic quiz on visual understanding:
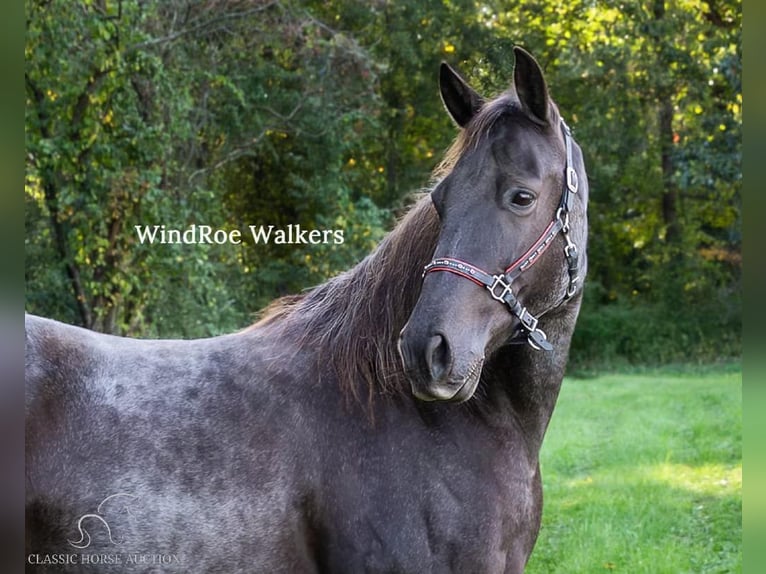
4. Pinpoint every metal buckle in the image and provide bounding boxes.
[567,167,579,193]
[564,237,577,258]
[566,276,580,298]
[518,307,539,332]
[488,275,513,303]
